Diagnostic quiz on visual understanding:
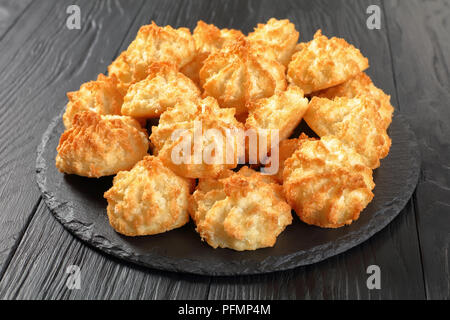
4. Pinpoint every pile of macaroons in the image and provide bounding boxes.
[56,18,393,251]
